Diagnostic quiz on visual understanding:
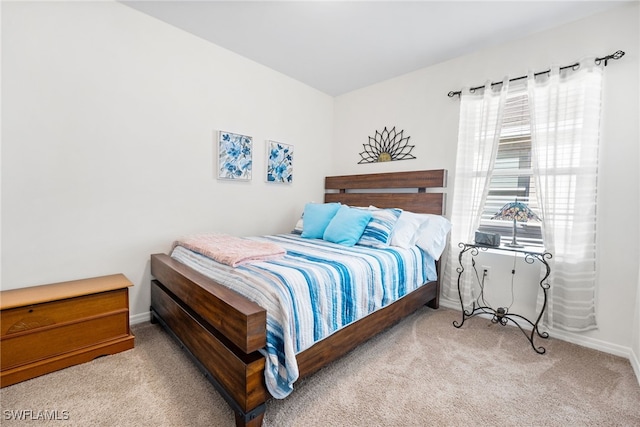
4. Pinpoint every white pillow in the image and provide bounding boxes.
[414,215,452,259]
[390,211,429,248]
[292,217,304,234]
